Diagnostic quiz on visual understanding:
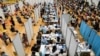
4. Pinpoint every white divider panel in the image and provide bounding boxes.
[61,14,71,39]
[63,22,67,39]
[34,8,37,23]
[7,6,12,16]
[69,34,78,56]
[65,14,71,24]
[66,28,72,48]
[34,8,36,23]
[62,18,65,37]
[37,7,39,19]
[24,21,32,43]
[61,17,64,34]
[61,14,67,33]
[28,18,33,37]
[0,8,5,20]
[60,14,62,27]
[10,4,15,14]
[19,1,23,10]
[34,7,39,23]
[61,20,64,34]
[38,5,41,18]
[62,19,67,38]
[12,33,25,56]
